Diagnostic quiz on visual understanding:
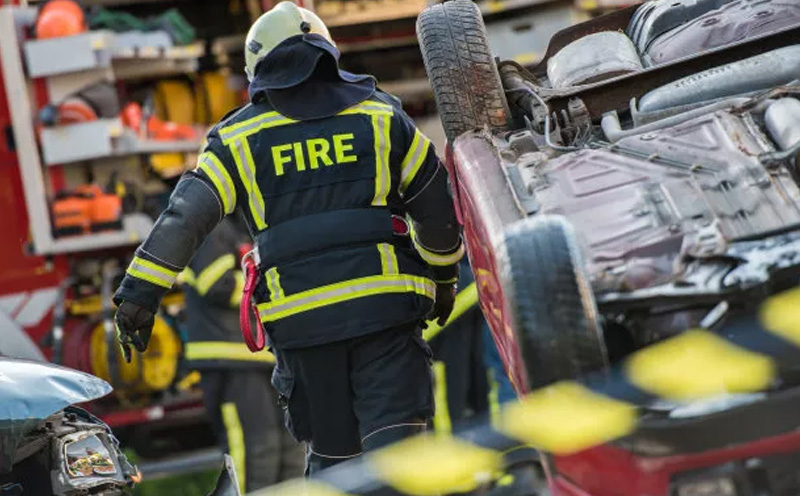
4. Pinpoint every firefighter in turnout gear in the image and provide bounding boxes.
[114,1,463,474]
[181,216,304,490]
